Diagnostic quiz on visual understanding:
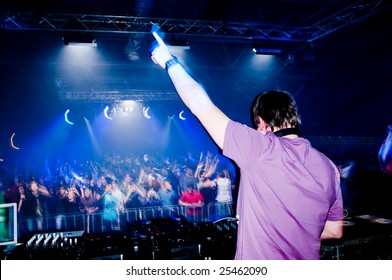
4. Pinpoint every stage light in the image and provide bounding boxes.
[10,133,20,150]
[63,33,97,47]
[64,109,74,125]
[285,54,296,64]
[253,48,281,55]
[143,107,152,119]
[122,100,136,112]
[179,111,186,120]
[104,106,116,120]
